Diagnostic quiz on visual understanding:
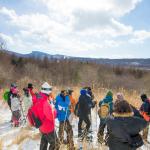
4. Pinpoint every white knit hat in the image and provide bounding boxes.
[41,82,52,95]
